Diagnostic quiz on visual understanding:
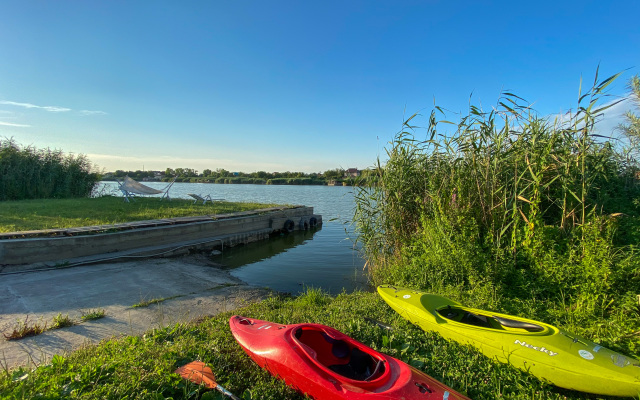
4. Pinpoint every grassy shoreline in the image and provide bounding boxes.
[0,289,623,400]
[0,197,282,233]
